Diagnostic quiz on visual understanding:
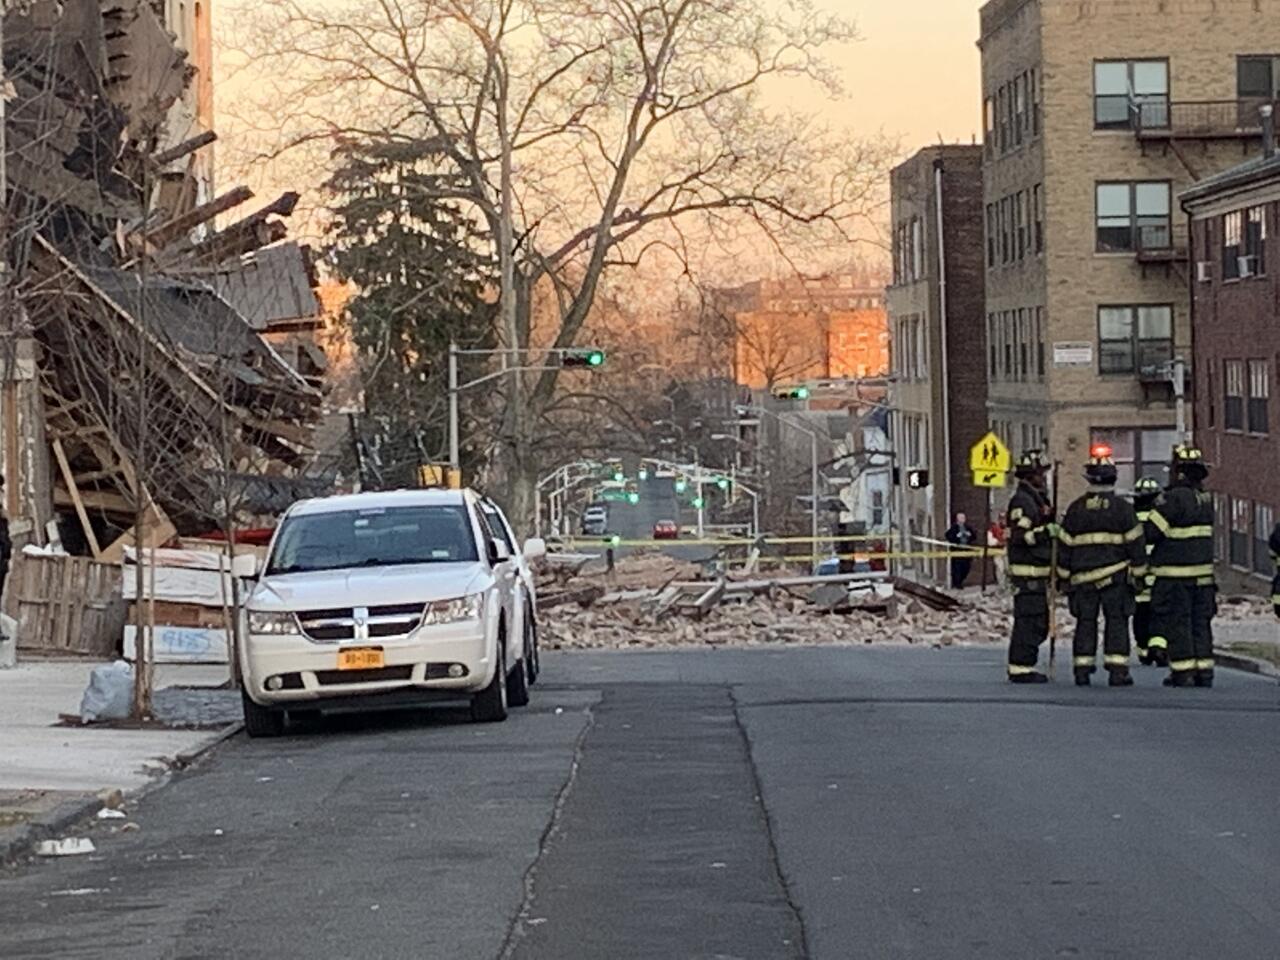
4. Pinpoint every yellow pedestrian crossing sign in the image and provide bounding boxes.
[969,432,1012,473]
